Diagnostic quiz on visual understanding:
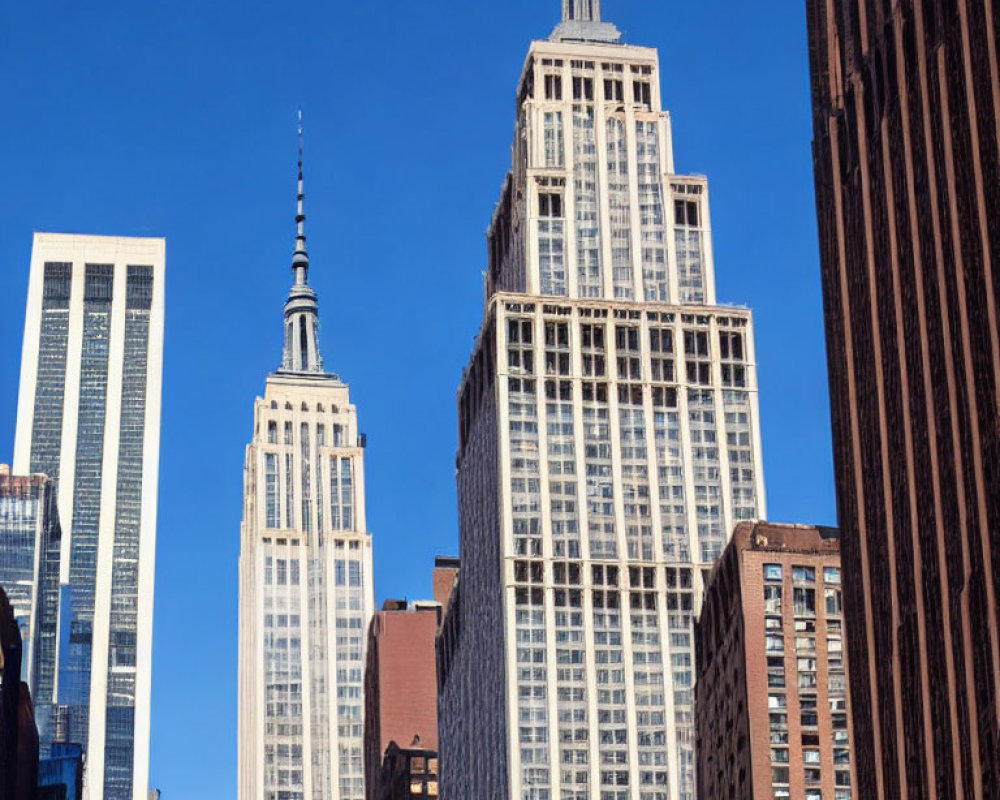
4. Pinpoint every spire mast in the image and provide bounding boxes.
[292,109,309,285]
